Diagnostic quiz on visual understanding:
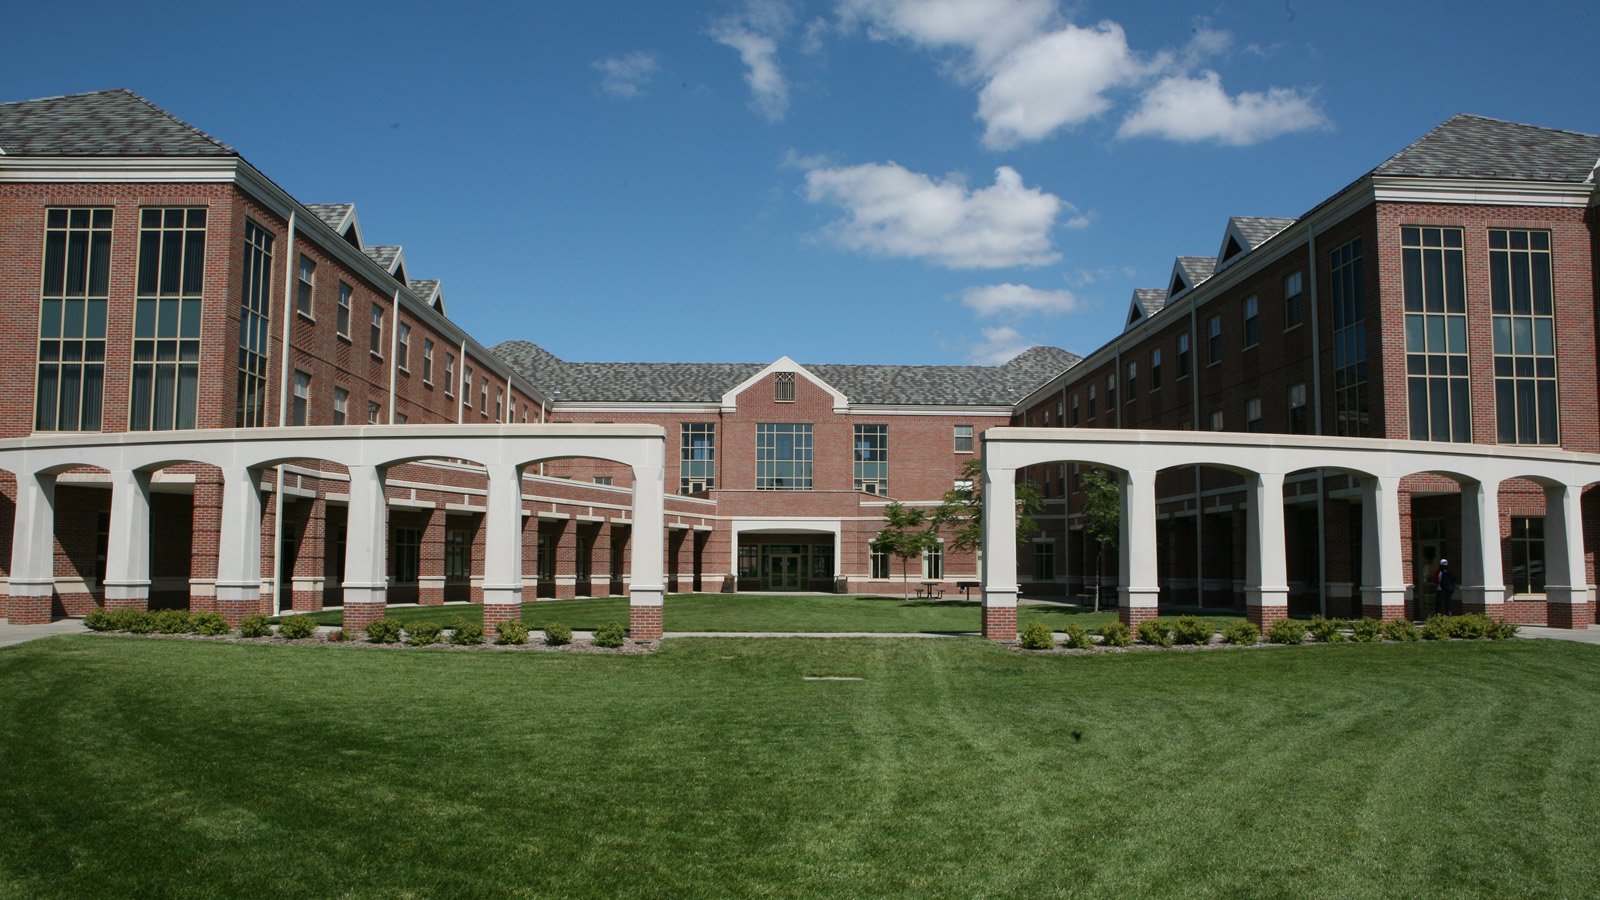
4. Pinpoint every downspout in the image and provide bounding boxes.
[272,210,295,614]
[1308,223,1328,616]
[388,288,400,423]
